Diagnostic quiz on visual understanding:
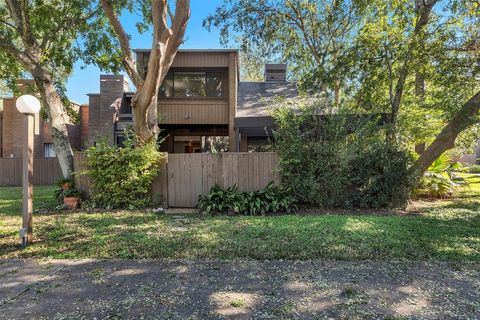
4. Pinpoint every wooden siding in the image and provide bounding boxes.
[73,152,90,193]
[0,158,63,186]
[170,52,230,68]
[73,152,280,208]
[158,101,229,124]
